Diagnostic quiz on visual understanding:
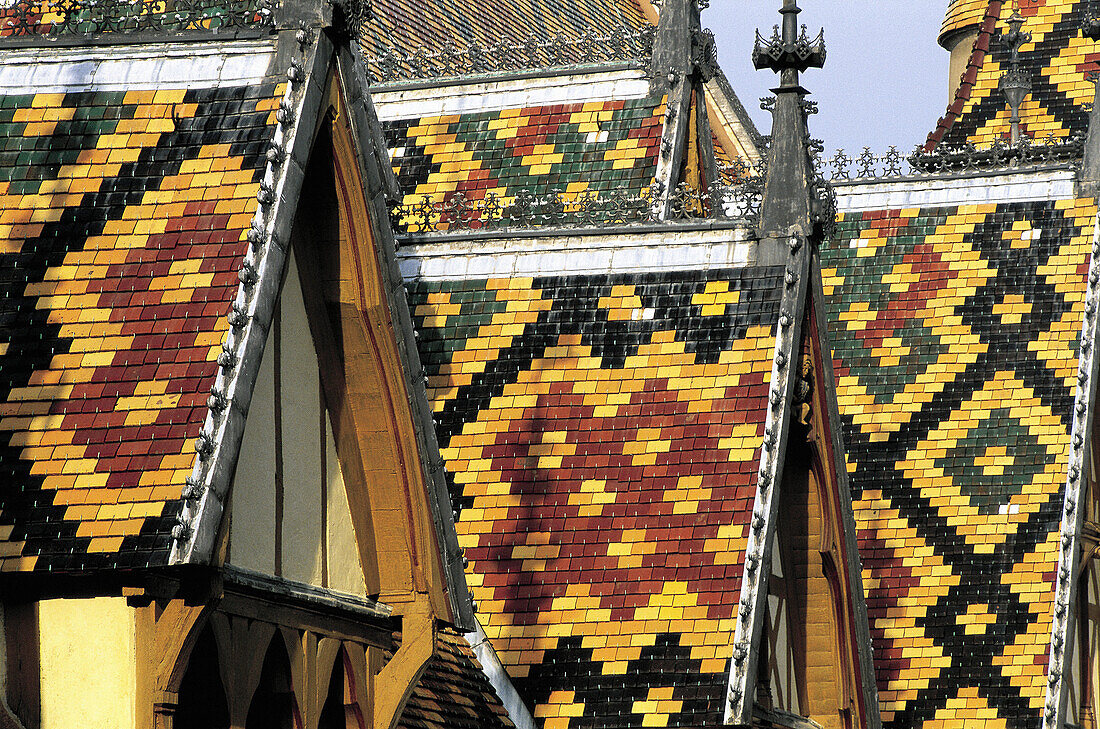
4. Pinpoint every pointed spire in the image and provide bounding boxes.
[999,1,1032,144]
[752,1,825,252]
[648,0,721,218]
